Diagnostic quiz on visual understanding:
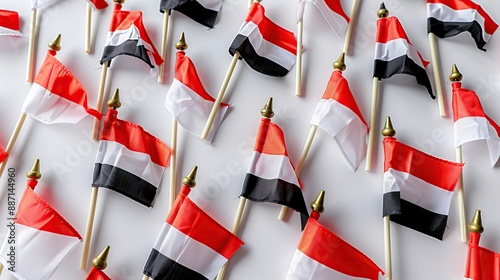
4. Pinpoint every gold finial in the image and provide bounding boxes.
[113,0,124,4]
[449,64,463,82]
[92,245,110,270]
[381,116,396,137]
[261,97,274,118]
[48,34,61,52]
[182,166,198,188]
[333,52,346,71]
[310,190,325,213]
[377,3,389,18]
[26,159,42,180]
[107,88,121,109]
[468,210,484,233]
[175,32,188,51]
